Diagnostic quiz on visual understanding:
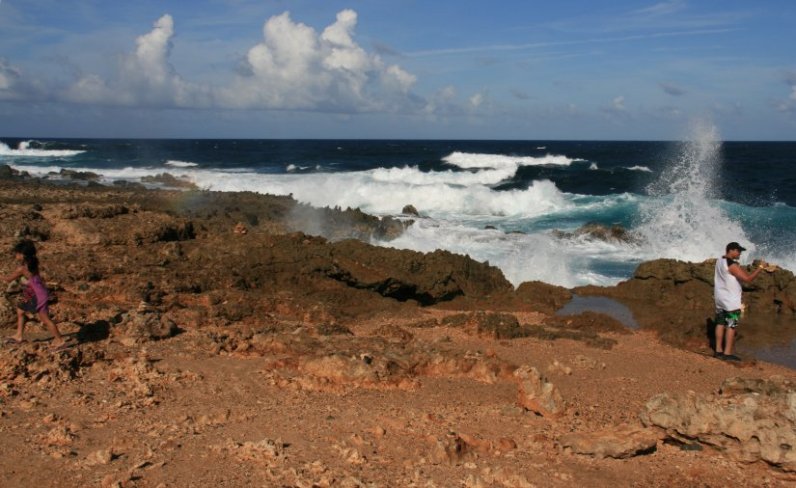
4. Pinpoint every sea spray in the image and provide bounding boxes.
[635,121,752,261]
